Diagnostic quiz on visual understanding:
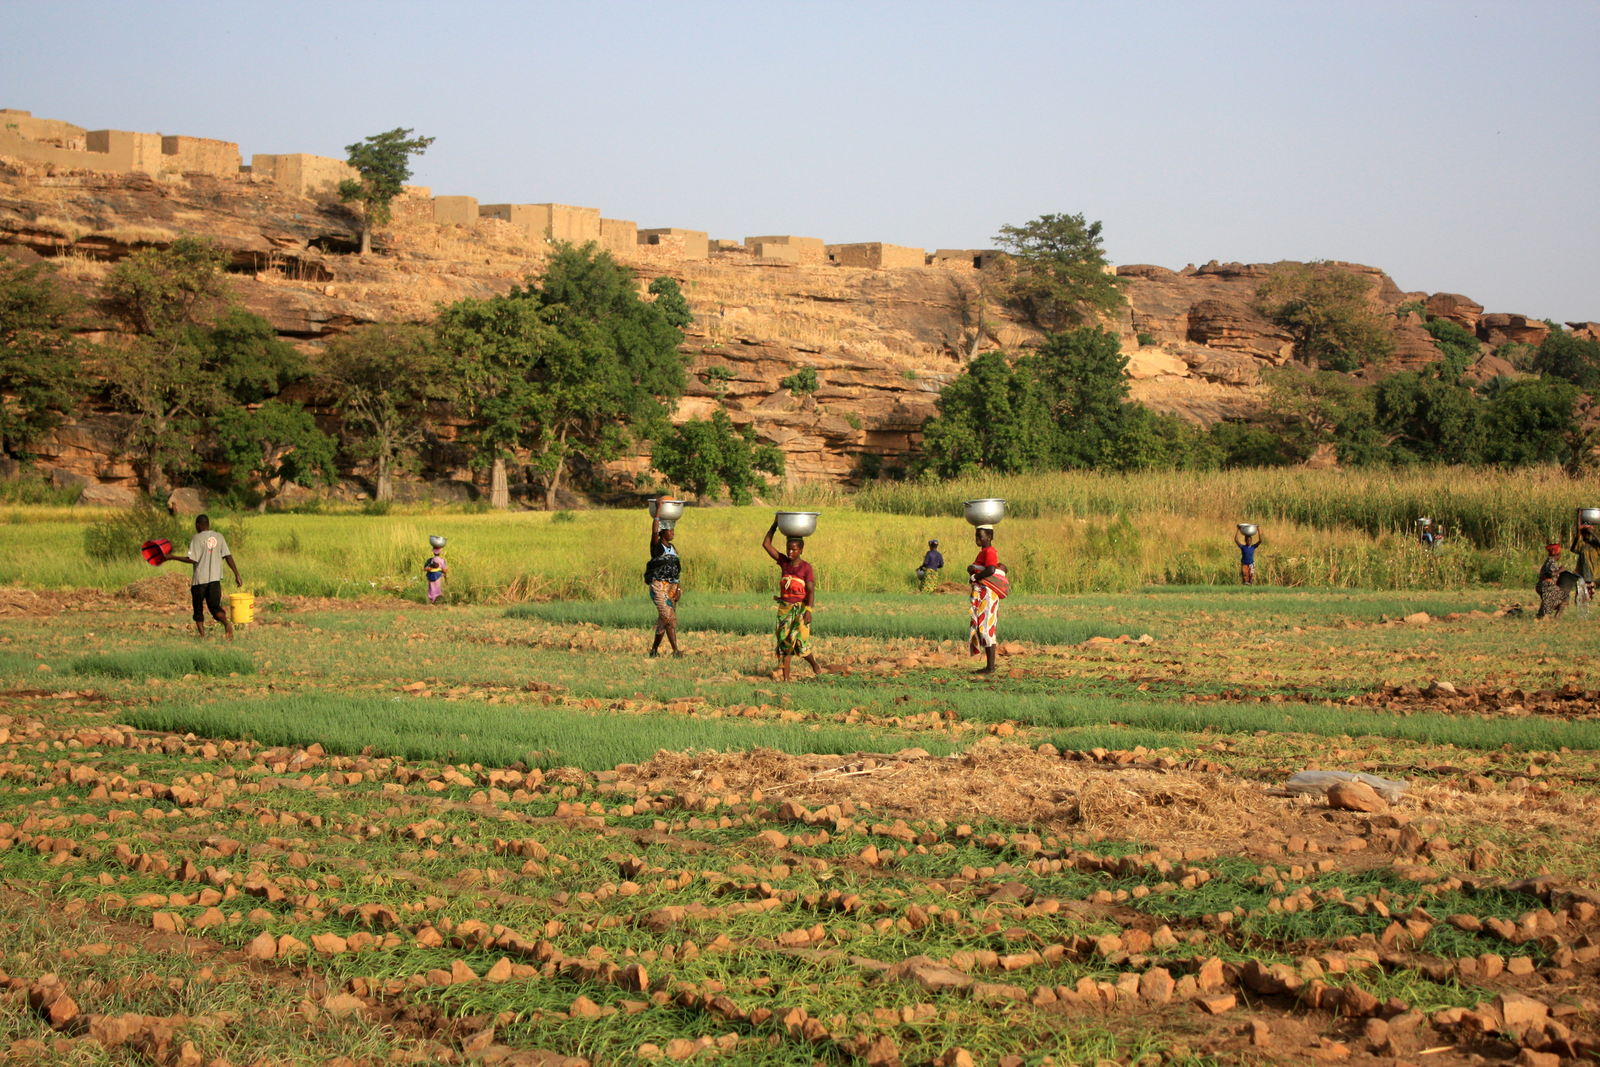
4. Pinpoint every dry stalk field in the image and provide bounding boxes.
[0,556,1595,1066]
